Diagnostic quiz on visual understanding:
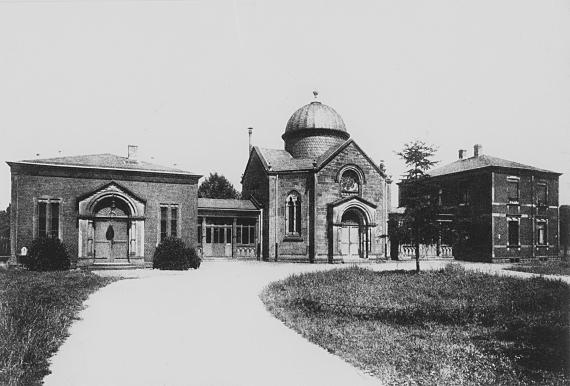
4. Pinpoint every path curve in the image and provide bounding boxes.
[44,262,381,386]
[44,260,568,385]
